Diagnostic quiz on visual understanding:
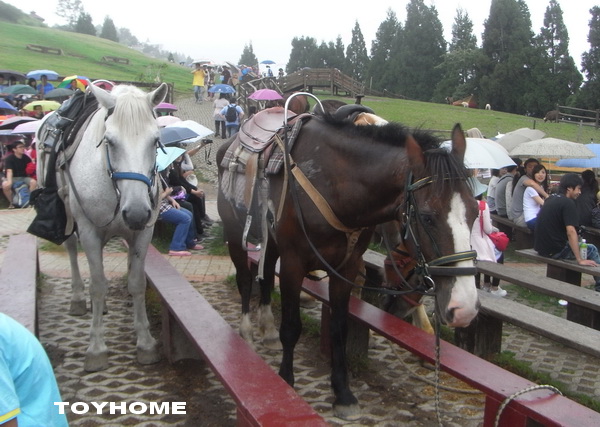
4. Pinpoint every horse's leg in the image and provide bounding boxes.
[126,230,160,365]
[64,234,87,315]
[79,232,109,372]
[257,244,281,350]
[277,258,305,386]
[329,275,360,420]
